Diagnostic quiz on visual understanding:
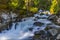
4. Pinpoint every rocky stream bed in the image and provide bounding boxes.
[0,10,60,40]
